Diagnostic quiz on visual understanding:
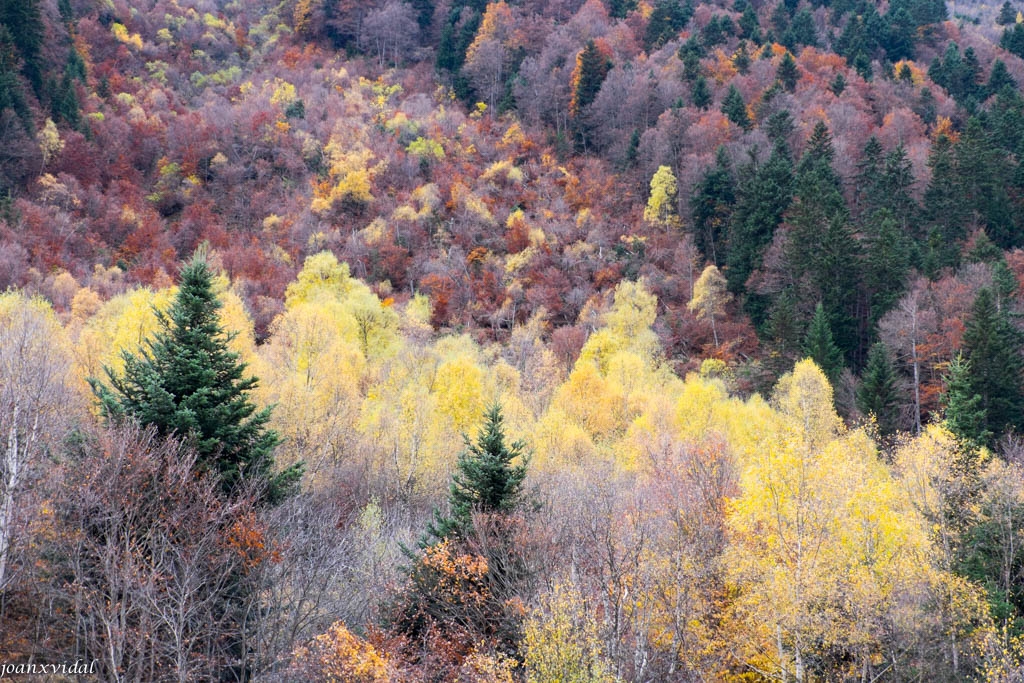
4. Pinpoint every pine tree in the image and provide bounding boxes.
[942,353,991,449]
[721,84,751,130]
[691,73,711,109]
[426,403,529,543]
[0,0,44,93]
[858,342,901,434]
[776,51,799,92]
[804,302,845,384]
[732,40,751,74]
[91,252,302,503]
[923,133,967,268]
[570,40,611,118]
[739,4,761,42]
[962,287,1024,442]
[829,72,846,96]
[0,26,32,134]
[726,142,793,294]
[998,0,1016,25]
[987,59,1016,98]
[864,210,911,326]
[690,146,734,265]
[782,8,817,50]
